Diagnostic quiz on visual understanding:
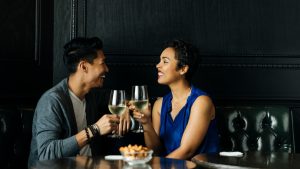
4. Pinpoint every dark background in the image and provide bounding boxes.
[53,0,300,102]
[1,0,300,103]
[1,1,300,167]
[0,0,52,105]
